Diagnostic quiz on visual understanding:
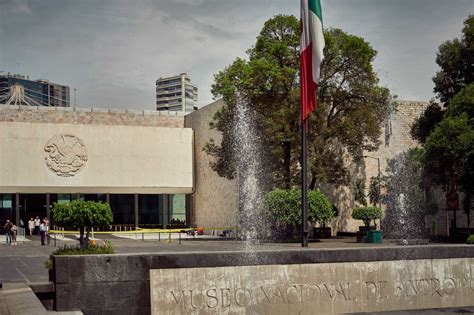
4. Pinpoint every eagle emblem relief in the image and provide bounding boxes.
[44,134,88,177]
